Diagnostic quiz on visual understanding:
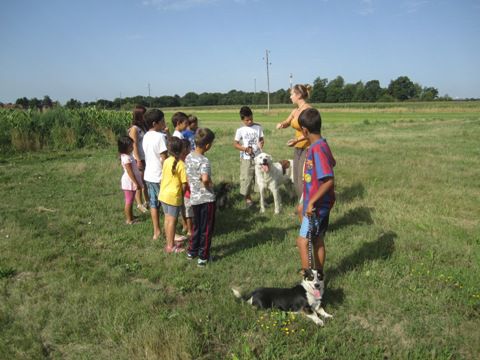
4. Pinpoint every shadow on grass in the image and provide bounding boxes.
[323,231,397,307]
[214,223,295,261]
[329,206,374,231]
[328,231,397,281]
[337,182,365,203]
